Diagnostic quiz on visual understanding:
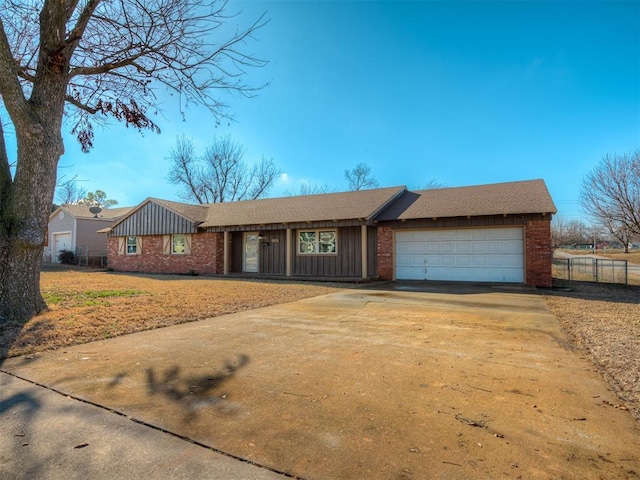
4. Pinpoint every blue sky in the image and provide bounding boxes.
[11,1,640,221]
